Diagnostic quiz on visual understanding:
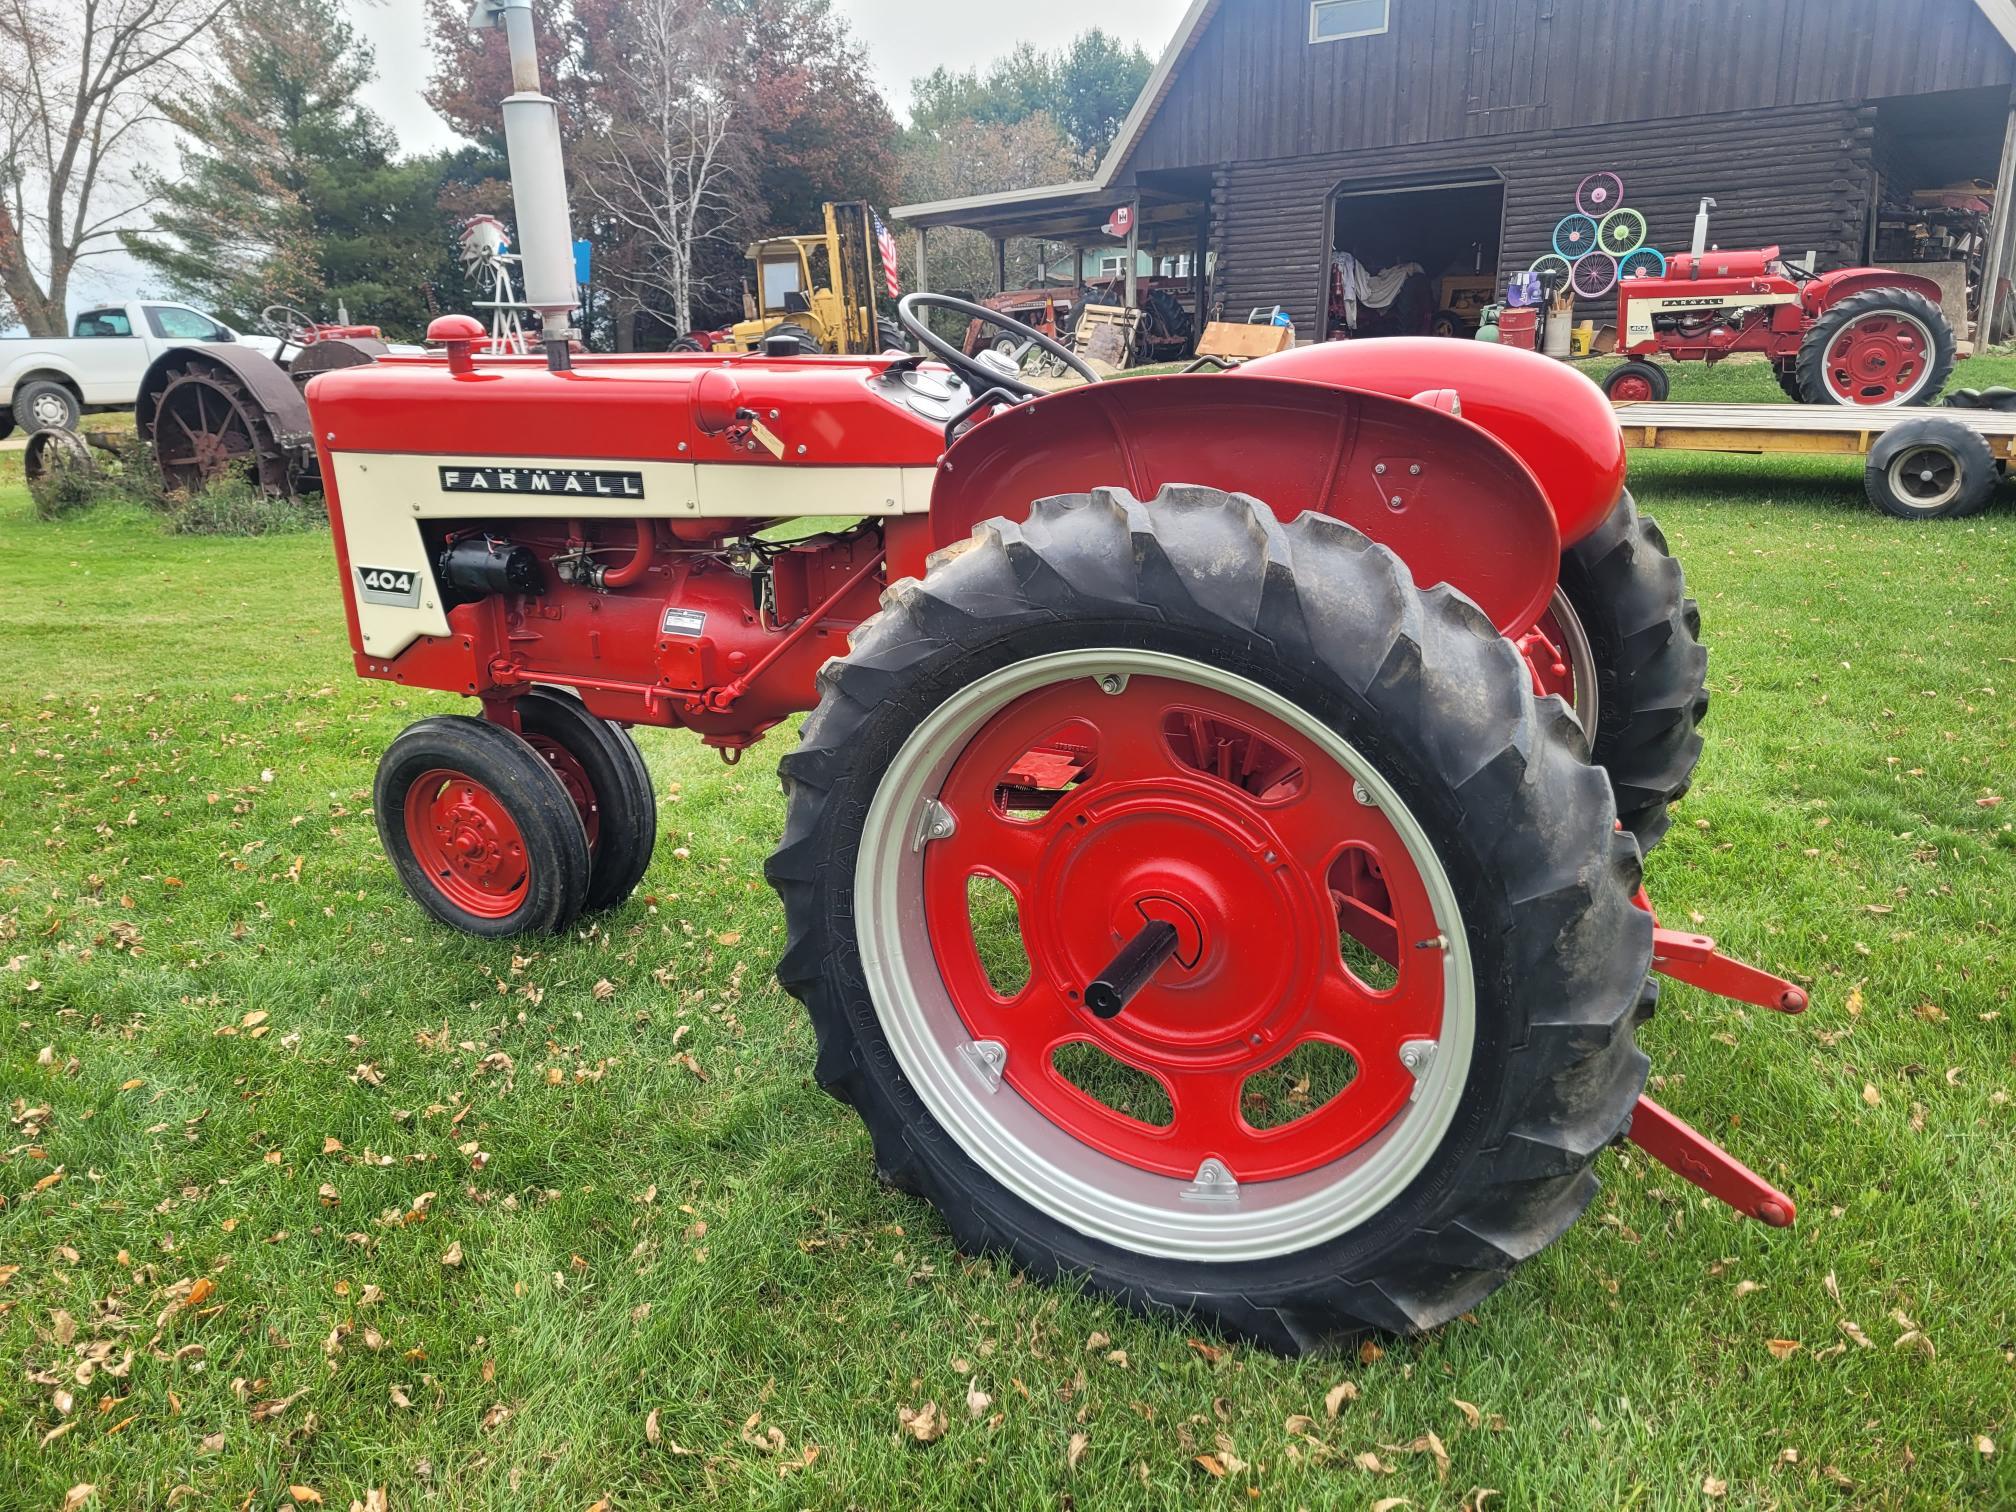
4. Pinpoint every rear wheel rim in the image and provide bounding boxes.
[1824,310,1935,406]
[1886,445,1962,511]
[855,649,1475,1263]
[404,767,531,918]
[1530,589,1600,733]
